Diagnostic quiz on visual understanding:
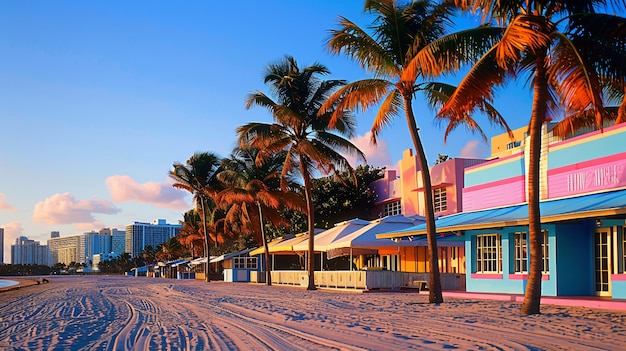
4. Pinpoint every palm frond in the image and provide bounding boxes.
[496,14,553,68]
[326,16,398,77]
[316,131,367,165]
[371,89,403,144]
[439,47,510,121]
[404,25,505,81]
[422,81,511,142]
[321,79,394,127]
[549,32,609,128]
